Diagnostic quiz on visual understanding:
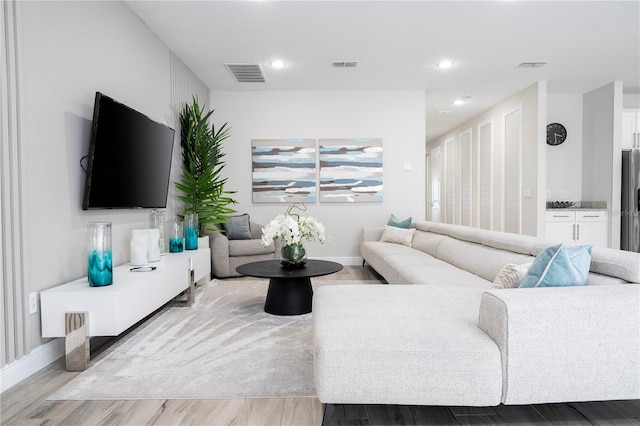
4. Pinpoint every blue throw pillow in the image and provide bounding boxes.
[519,244,593,288]
[387,214,412,229]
